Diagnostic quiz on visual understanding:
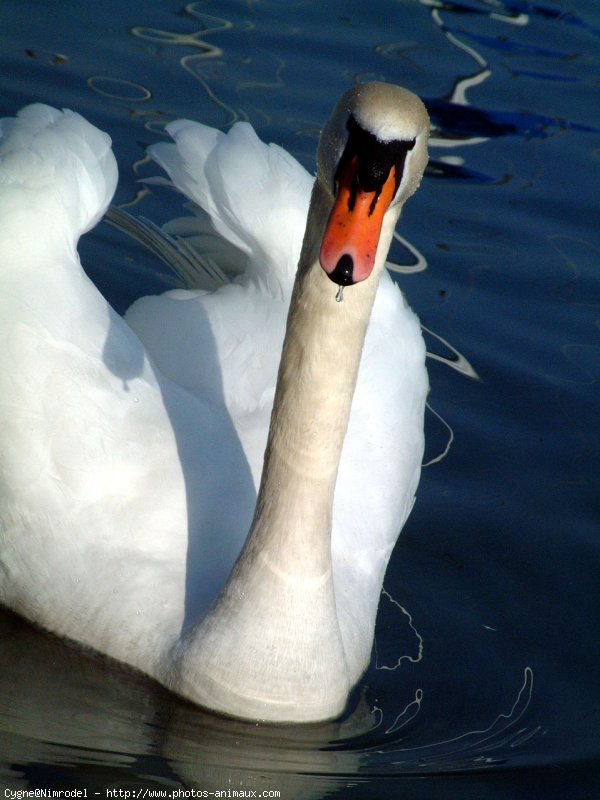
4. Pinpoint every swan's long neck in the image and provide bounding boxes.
[251,180,383,576]
[172,178,397,722]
